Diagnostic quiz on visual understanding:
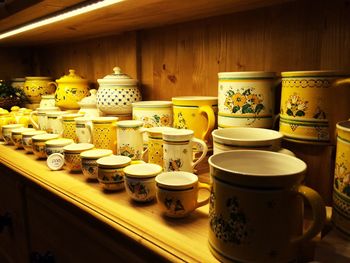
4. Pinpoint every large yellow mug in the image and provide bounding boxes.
[91,117,118,154]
